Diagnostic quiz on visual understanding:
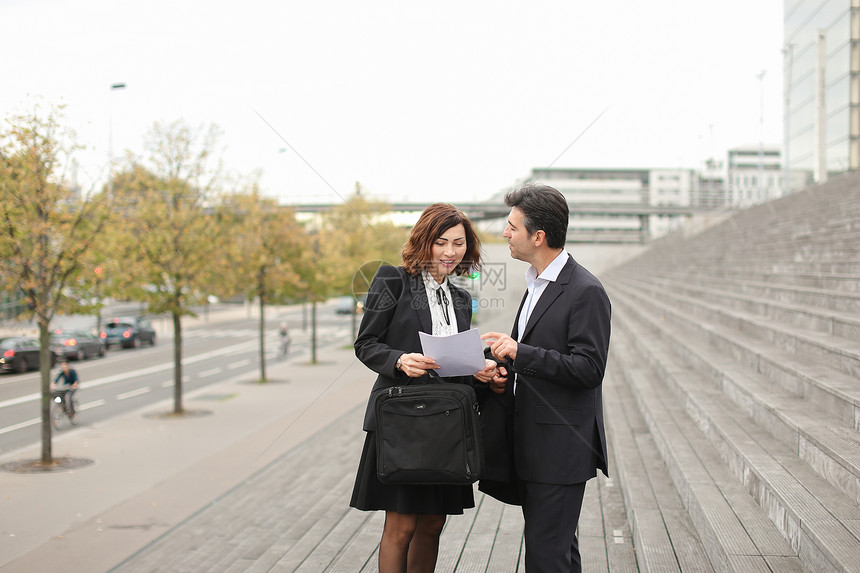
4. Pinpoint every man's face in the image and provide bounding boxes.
[502,207,536,263]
